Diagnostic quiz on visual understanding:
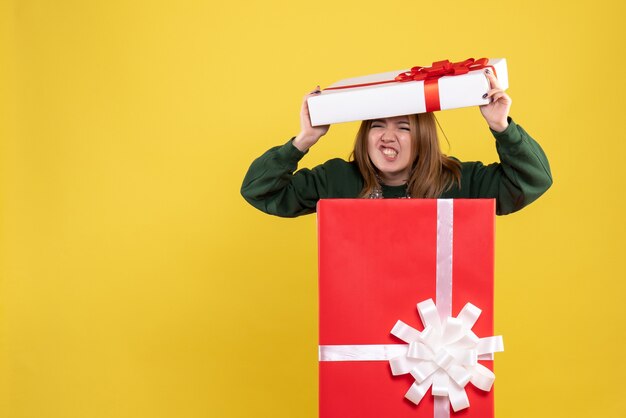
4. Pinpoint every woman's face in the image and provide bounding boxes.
[367,116,414,186]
